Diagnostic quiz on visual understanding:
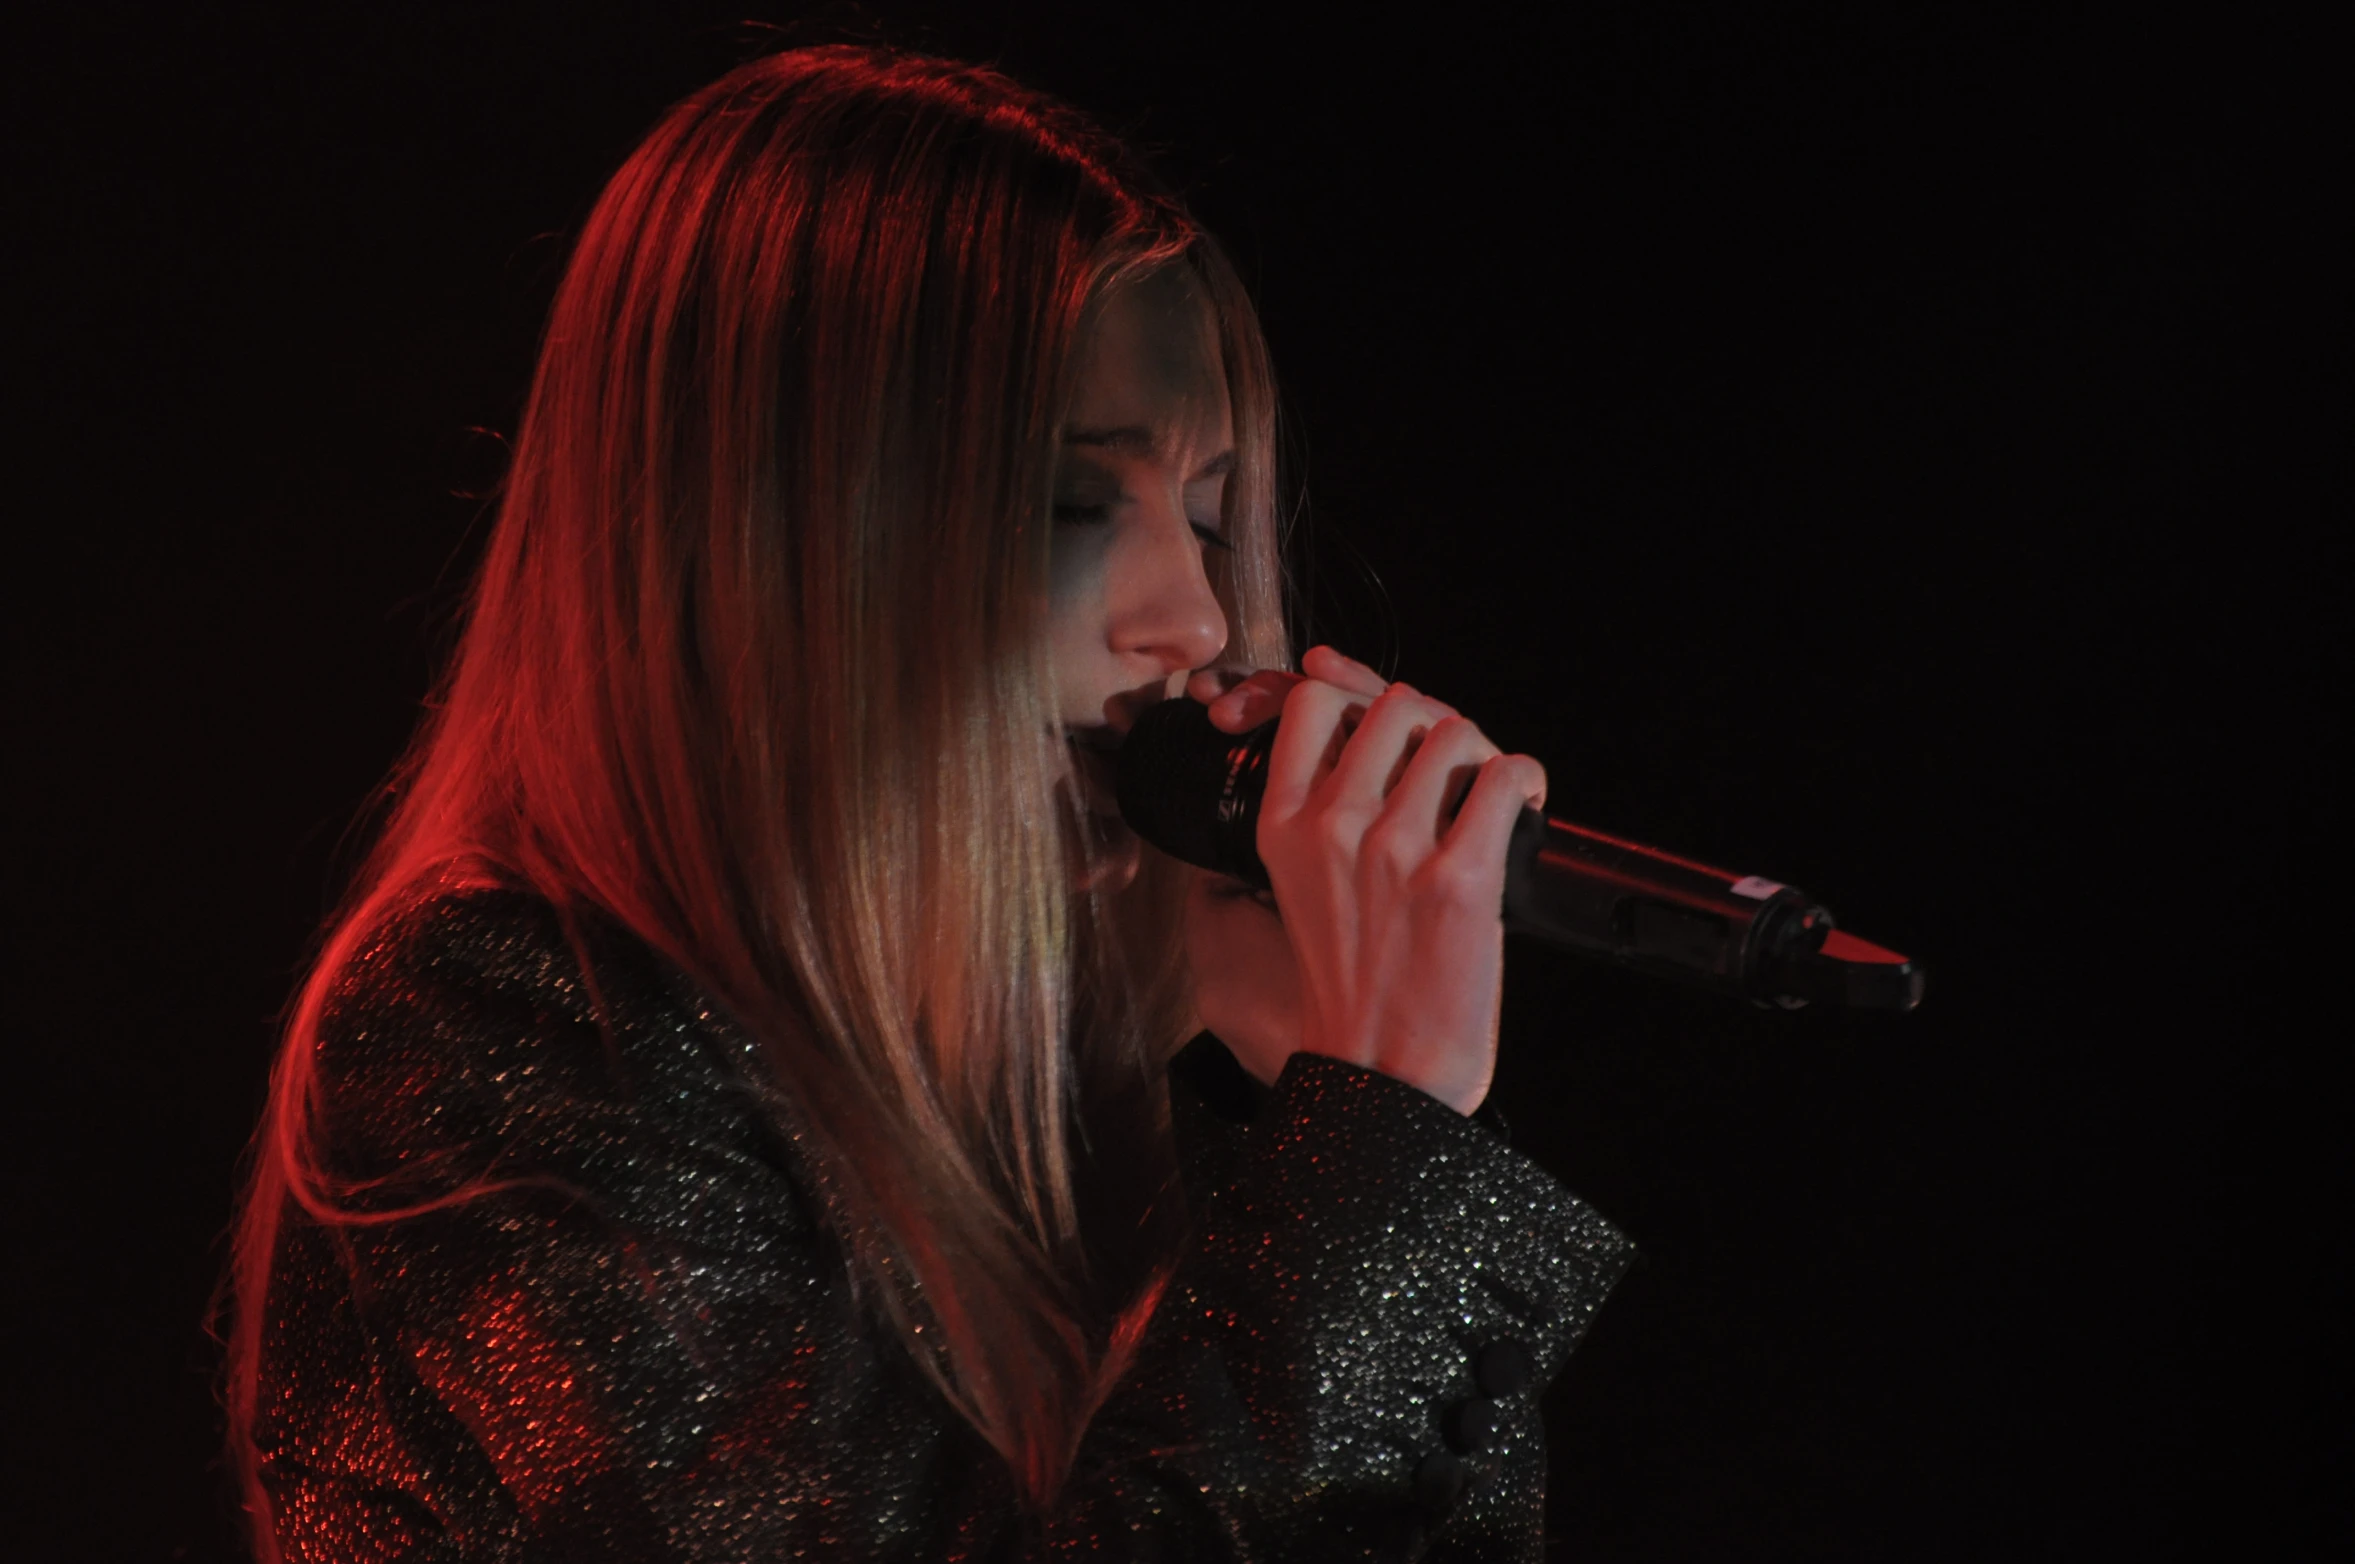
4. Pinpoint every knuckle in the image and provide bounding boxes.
[1282,679,1336,718]
[1430,714,1492,758]
[1372,685,1426,726]
[1361,816,1424,875]
[1493,752,1545,793]
[1408,855,1463,904]
[1426,853,1492,907]
[1312,808,1363,856]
